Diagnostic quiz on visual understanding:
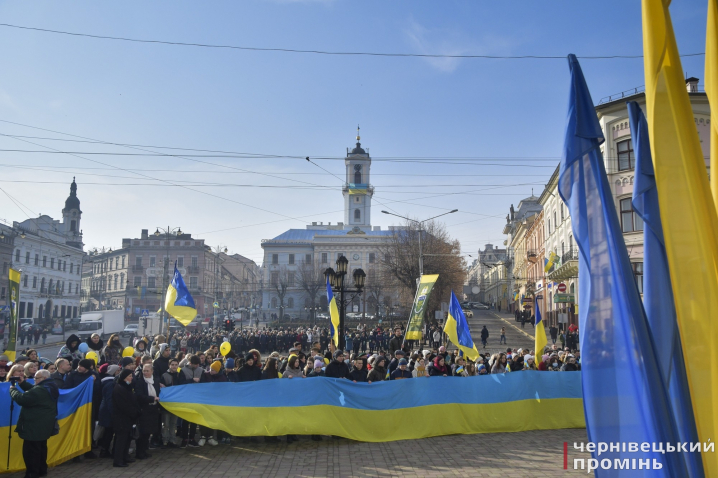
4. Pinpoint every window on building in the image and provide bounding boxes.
[189,277,198,289]
[14,250,20,262]
[321,253,328,263]
[22,275,28,287]
[148,277,156,288]
[70,263,73,274]
[547,219,551,235]
[32,276,37,289]
[287,297,294,308]
[135,256,143,267]
[620,198,644,233]
[191,256,198,268]
[337,252,345,259]
[288,254,295,265]
[42,256,47,267]
[354,170,361,183]
[271,272,279,285]
[288,272,295,287]
[75,284,78,294]
[34,254,38,266]
[305,254,312,264]
[554,211,557,230]
[271,297,278,308]
[50,258,55,269]
[149,256,156,267]
[561,204,565,221]
[354,209,361,221]
[617,139,635,171]
[19,302,25,319]
[271,254,279,265]
[561,242,565,258]
[177,256,184,268]
[632,262,644,294]
[63,261,67,272]
[369,253,375,263]
[24,252,29,264]
[40,278,45,291]
[133,276,142,287]
[114,276,118,290]
[70,220,76,232]
[27,303,33,318]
